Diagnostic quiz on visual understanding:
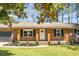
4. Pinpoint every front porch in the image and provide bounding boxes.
[11,28,71,46]
[0,27,72,46]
